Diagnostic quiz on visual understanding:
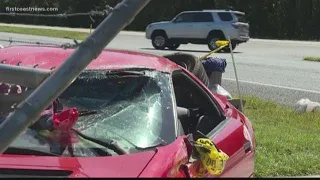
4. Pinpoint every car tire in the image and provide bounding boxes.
[207,34,225,52]
[151,32,167,50]
[223,43,236,53]
[163,53,210,87]
[166,43,180,50]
